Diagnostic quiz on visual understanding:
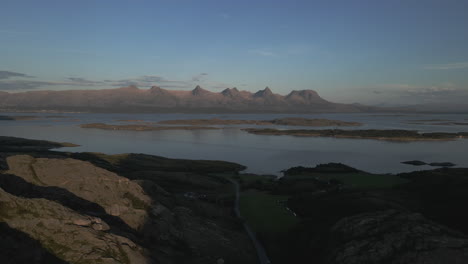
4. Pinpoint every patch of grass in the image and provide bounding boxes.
[59,142,80,147]
[233,173,276,190]
[320,173,407,188]
[91,153,129,165]
[240,190,298,234]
